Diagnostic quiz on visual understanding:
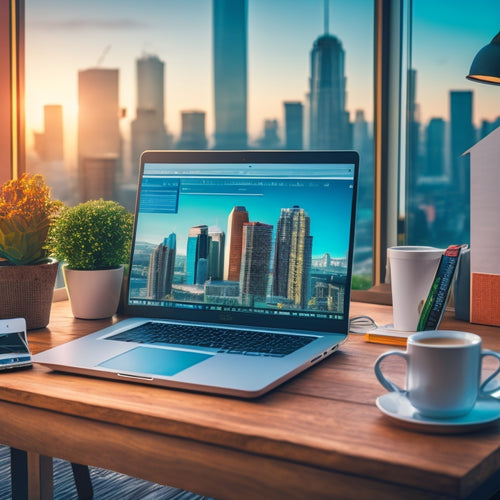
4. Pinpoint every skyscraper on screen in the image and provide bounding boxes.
[272,206,313,309]
[186,225,210,285]
[239,222,273,306]
[224,206,249,282]
[147,234,176,300]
